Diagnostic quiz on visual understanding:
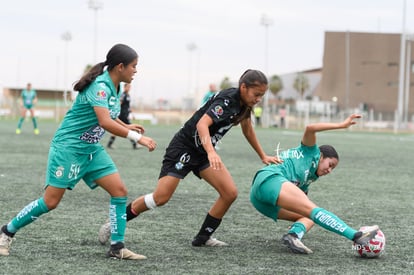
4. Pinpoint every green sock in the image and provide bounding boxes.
[17,117,24,129]
[32,117,38,129]
[109,196,127,245]
[310,207,357,240]
[288,222,306,240]
[8,198,49,233]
